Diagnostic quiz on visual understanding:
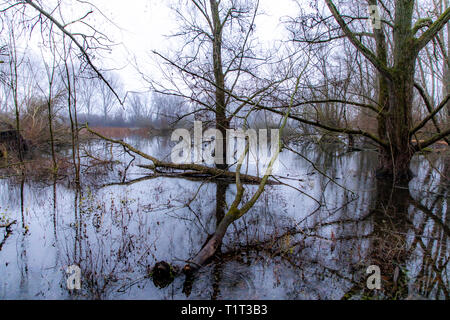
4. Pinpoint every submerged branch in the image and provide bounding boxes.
[83,126,279,185]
